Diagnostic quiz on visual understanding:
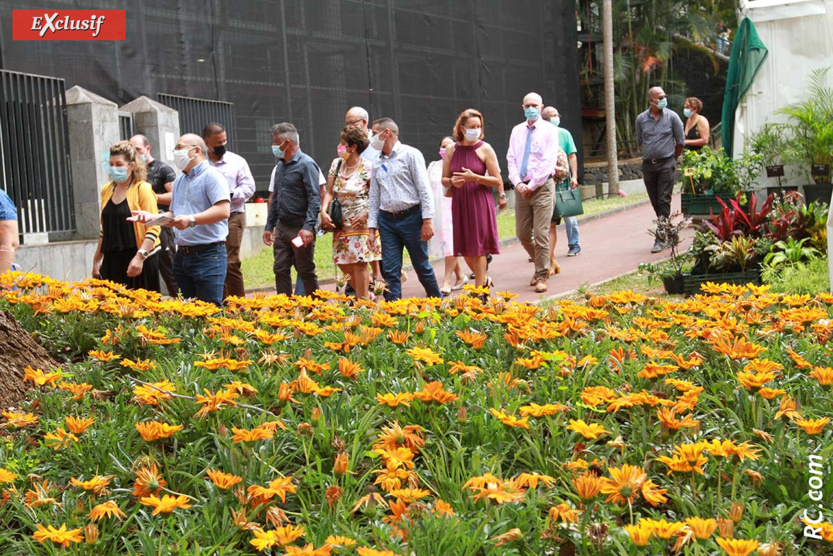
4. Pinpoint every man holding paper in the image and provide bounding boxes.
[129,134,230,306]
[262,123,321,297]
